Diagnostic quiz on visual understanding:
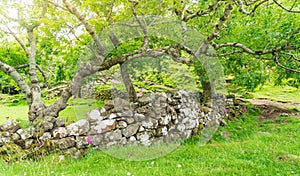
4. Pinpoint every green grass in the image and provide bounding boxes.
[0,94,102,124]
[252,85,300,103]
[0,85,299,175]
[0,109,299,175]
